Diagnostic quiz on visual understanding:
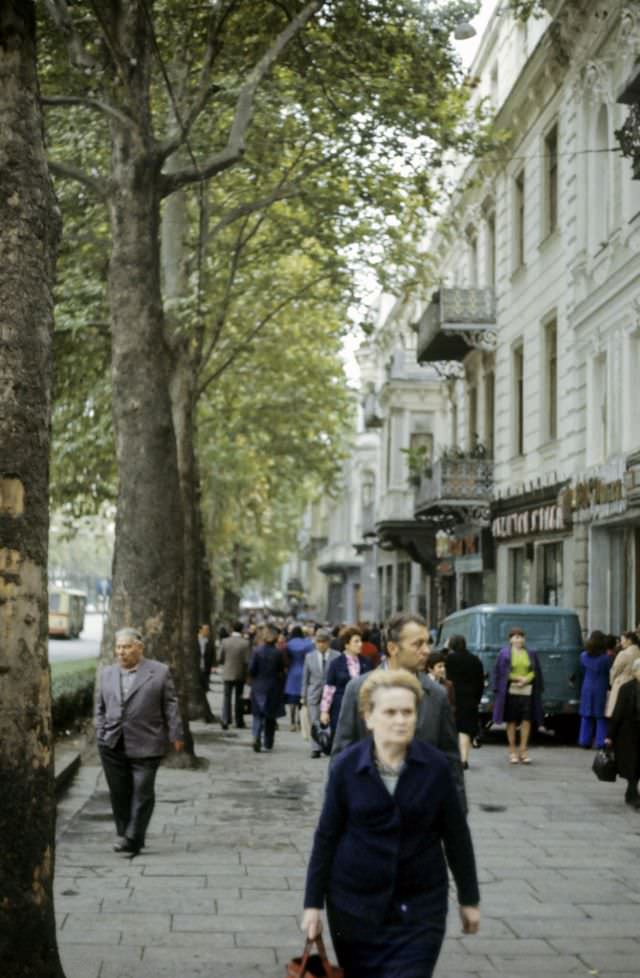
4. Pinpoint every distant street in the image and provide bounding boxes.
[48,611,103,663]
